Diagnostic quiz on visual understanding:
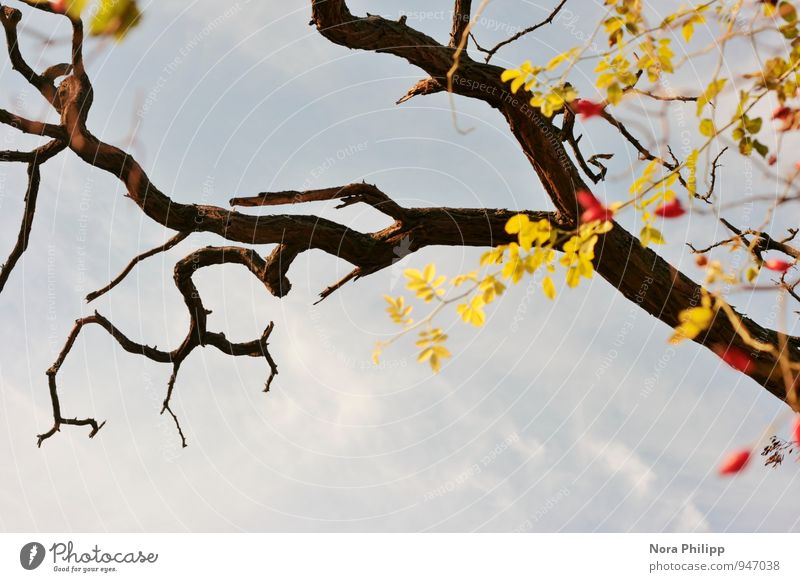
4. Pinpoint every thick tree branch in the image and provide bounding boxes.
[450,0,472,48]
